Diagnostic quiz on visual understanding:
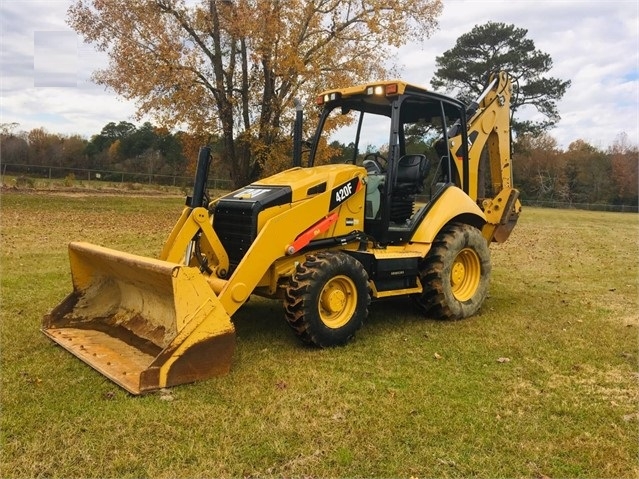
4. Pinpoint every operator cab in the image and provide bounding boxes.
[311,81,469,244]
